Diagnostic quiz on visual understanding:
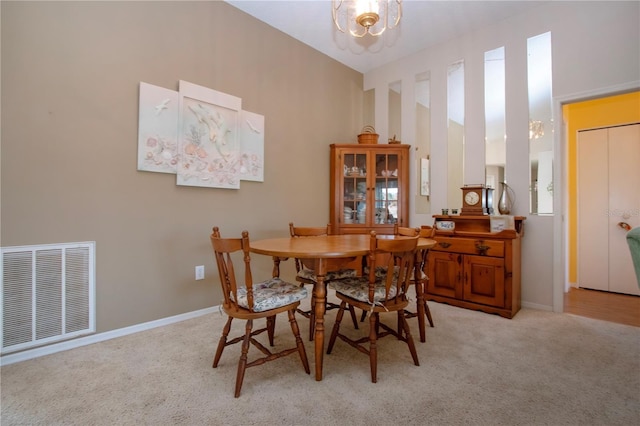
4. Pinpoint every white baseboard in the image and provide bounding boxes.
[0,306,219,367]
[522,301,553,312]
